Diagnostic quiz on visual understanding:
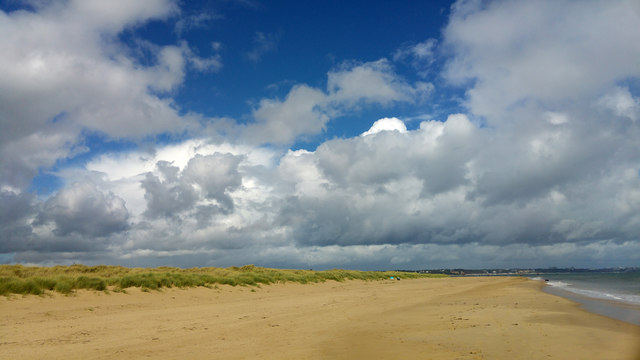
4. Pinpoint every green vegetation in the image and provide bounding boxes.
[0,264,446,296]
